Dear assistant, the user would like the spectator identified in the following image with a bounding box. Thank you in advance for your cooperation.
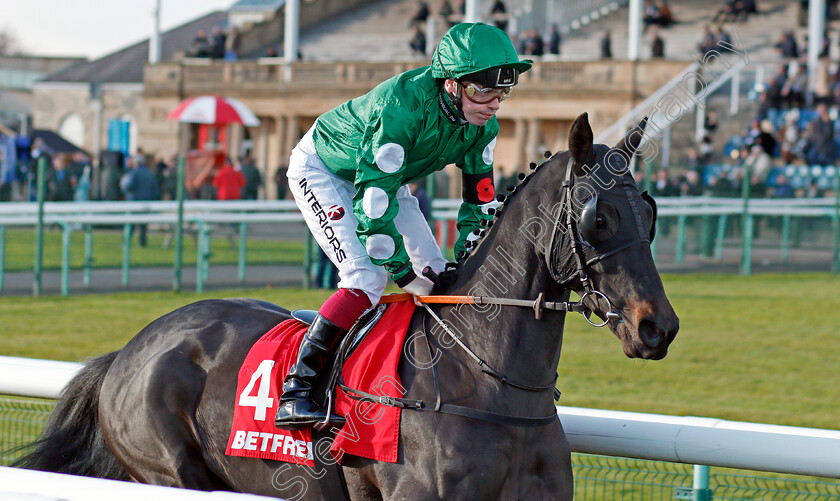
[314,248,339,289]
[743,145,772,195]
[805,103,836,165]
[74,164,91,202]
[548,24,561,56]
[211,26,226,59]
[600,31,613,59]
[525,28,544,57]
[755,119,778,157]
[409,1,430,28]
[46,155,75,202]
[237,157,262,200]
[762,65,788,111]
[409,181,432,220]
[776,31,799,59]
[708,169,739,197]
[191,30,210,58]
[704,110,719,138]
[658,1,675,25]
[698,25,716,56]
[409,25,427,55]
[274,163,289,199]
[490,0,508,33]
[650,29,665,58]
[814,55,832,105]
[213,159,246,201]
[438,0,456,28]
[159,155,178,201]
[121,154,160,247]
[779,109,802,162]
[517,31,528,55]
[781,64,807,109]
[643,1,672,28]
[678,171,703,197]
[699,135,715,161]
[652,169,679,197]
[713,25,732,50]
[714,0,751,23]
[771,173,795,198]
[225,27,241,61]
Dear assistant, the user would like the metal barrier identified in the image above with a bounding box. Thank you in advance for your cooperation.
[0,463,277,501]
[0,357,839,499]
[2,196,838,296]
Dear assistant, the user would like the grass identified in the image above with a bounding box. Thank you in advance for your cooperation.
[0,273,838,431]
[0,227,305,270]
[559,273,840,430]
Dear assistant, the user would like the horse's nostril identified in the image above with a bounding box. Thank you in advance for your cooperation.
[638,319,665,348]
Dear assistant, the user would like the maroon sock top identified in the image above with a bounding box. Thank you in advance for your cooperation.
[318,288,372,330]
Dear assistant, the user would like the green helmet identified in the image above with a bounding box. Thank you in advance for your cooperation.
[432,22,532,87]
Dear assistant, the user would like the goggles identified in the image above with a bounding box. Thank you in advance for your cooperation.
[460,82,512,104]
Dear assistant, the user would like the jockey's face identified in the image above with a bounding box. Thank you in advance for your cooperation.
[444,79,503,126]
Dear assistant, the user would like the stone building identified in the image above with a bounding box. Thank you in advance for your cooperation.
[29,0,688,200]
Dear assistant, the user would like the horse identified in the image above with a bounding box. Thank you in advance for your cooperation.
[14,113,678,500]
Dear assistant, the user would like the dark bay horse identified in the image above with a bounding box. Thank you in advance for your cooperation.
[15,113,678,500]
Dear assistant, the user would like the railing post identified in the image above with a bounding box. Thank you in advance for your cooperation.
[676,214,687,263]
[692,465,713,501]
[195,221,211,294]
[83,224,93,286]
[699,215,713,257]
[303,231,312,289]
[122,223,132,286]
[715,214,727,261]
[173,156,185,292]
[238,222,247,283]
[780,213,791,263]
[60,222,71,297]
[741,163,752,276]
[33,156,47,297]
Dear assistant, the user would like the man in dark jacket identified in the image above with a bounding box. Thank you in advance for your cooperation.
[121,154,160,246]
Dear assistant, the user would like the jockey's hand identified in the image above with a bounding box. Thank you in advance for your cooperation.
[423,263,458,295]
[400,274,434,297]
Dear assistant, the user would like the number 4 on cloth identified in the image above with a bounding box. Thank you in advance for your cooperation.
[238,359,275,421]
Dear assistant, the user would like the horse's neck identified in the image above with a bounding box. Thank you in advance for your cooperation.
[436,188,567,403]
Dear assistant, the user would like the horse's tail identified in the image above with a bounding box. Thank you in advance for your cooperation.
[12,351,130,480]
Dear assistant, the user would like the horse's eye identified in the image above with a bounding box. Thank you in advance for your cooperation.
[596,215,607,229]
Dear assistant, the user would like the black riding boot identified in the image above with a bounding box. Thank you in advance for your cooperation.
[274,315,347,430]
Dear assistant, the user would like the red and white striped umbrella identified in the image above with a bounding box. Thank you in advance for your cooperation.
[167,95,260,126]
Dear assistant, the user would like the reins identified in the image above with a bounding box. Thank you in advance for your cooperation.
[379,292,587,320]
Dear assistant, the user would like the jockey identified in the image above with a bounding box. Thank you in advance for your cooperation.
[276,22,532,429]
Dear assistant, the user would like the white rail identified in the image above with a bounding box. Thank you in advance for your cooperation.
[0,465,279,501]
[2,356,839,479]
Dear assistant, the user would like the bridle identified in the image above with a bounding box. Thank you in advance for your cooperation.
[544,157,622,327]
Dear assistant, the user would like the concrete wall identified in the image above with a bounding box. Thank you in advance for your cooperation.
[236,0,382,57]
[31,83,144,157]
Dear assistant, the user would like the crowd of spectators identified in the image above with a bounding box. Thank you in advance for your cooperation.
[188,26,241,60]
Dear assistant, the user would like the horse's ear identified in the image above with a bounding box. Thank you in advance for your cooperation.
[568,112,593,176]
[613,117,648,160]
